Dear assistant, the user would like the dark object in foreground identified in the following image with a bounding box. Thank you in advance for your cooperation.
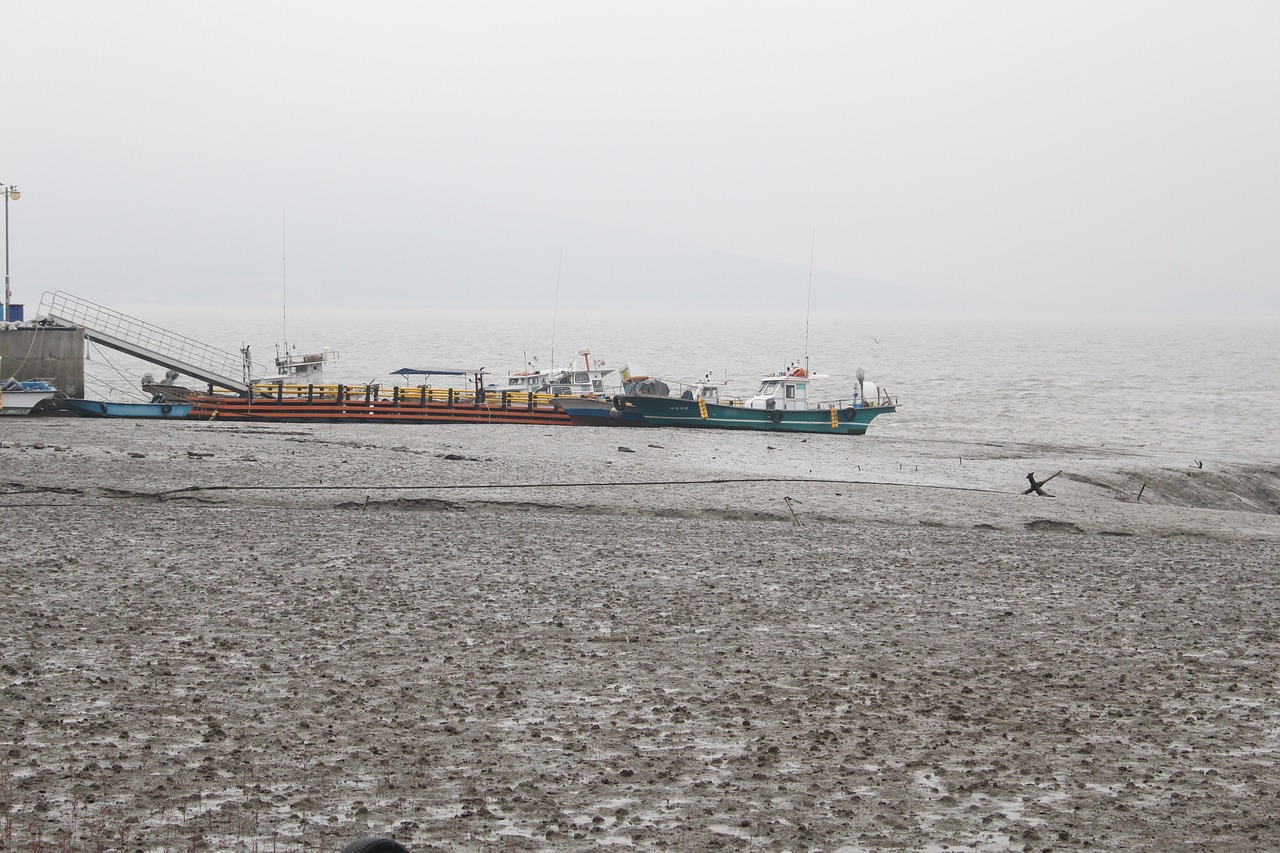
[341,838,409,853]
[1024,471,1062,497]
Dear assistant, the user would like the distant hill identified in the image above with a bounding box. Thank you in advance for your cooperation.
[74,212,911,312]
[365,215,911,311]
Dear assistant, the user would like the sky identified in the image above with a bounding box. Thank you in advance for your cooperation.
[3,1,1278,316]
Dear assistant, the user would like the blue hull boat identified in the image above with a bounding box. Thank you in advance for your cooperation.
[63,399,194,419]
[551,396,651,427]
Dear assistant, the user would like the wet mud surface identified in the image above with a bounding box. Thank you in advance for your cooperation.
[2,420,1278,851]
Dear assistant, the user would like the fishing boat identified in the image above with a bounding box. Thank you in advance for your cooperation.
[489,367,560,396]
[489,349,622,398]
[0,378,58,415]
[266,344,339,382]
[619,363,896,435]
[553,373,728,427]
[62,398,195,419]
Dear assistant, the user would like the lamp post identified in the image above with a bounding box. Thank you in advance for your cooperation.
[2,183,18,323]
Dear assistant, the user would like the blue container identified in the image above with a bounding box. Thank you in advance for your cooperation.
[2,304,22,322]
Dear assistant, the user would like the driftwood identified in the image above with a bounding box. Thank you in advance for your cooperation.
[1024,470,1062,497]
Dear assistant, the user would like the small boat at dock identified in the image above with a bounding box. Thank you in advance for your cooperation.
[62,399,195,419]
[0,378,59,415]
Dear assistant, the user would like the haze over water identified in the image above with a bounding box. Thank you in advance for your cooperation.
[80,307,1279,465]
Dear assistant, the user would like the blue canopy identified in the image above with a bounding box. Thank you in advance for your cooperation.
[391,367,485,377]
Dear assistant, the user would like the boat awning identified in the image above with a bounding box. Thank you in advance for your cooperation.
[391,367,486,377]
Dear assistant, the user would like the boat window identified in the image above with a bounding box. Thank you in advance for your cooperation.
[592,380,603,391]
[758,381,779,396]
[785,384,795,399]
[574,372,589,384]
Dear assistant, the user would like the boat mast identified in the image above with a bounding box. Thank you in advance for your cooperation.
[804,228,815,376]
[281,210,288,354]
[550,246,562,368]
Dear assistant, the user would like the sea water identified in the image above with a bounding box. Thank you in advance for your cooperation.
[82,307,1278,464]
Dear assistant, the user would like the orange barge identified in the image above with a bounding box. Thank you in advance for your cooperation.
[188,381,573,425]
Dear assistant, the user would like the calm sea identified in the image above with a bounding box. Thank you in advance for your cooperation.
[83,307,1278,464]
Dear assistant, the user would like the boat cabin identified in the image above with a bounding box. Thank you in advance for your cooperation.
[274,345,338,378]
[547,367,615,396]
[745,364,817,411]
[675,380,725,404]
[746,376,810,411]
[492,369,558,394]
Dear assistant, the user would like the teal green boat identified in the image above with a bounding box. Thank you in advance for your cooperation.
[619,365,896,435]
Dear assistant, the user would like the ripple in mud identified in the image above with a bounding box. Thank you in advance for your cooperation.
[1024,519,1085,533]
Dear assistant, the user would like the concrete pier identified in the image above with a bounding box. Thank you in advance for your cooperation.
[0,325,85,398]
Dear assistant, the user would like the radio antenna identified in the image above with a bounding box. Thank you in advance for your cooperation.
[804,228,815,375]
[550,246,563,367]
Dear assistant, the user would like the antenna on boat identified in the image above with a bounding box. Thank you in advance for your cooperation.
[281,210,288,352]
[550,246,563,368]
[804,228,815,376]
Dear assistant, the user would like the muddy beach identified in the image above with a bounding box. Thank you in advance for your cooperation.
[2,418,1278,852]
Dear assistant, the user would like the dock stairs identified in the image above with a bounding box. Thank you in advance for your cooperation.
[38,291,252,393]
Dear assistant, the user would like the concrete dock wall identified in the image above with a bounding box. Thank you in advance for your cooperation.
[0,326,86,398]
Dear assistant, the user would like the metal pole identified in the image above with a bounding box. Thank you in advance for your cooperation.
[2,184,16,324]
[3,185,9,323]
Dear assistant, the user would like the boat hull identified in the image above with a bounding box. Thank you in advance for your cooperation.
[551,397,651,427]
[63,399,195,418]
[0,390,56,415]
[620,396,894,435]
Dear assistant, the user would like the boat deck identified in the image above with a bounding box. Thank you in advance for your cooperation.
[188,383,573,425]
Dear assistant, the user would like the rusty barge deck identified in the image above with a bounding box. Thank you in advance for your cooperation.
[188,383,573,425]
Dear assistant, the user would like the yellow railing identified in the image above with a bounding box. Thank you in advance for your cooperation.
[248,382,561,407]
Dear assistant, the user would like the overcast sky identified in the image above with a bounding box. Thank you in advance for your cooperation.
[4,1,1278,316]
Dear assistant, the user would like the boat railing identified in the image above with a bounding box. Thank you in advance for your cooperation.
[816,389,898,409]
[247,382,565,408]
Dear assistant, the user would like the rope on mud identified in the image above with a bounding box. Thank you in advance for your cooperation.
[156,477,1014,497]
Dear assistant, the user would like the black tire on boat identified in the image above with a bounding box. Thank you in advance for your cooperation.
[98,401,108,415]
[613,395,625,410]
[768,410,783,424]
[340,838,409,853]
[161,404,172,415]
[840,406,856,421]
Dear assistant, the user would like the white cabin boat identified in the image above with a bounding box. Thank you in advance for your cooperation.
[0,356,59,415]
[0,378,58,415]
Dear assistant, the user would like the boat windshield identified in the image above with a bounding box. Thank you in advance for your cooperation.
[757,380,780,397]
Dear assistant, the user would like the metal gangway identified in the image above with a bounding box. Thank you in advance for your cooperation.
[38,291,251,393]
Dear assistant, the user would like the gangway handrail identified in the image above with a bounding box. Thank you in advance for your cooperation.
[37,290,257,393]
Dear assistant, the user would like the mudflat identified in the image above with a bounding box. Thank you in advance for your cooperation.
[3,418,1278,852]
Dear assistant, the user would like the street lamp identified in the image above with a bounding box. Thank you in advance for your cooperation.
[2,183,18,323]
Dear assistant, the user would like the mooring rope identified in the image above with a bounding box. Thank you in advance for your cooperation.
[156,477,1014,497]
